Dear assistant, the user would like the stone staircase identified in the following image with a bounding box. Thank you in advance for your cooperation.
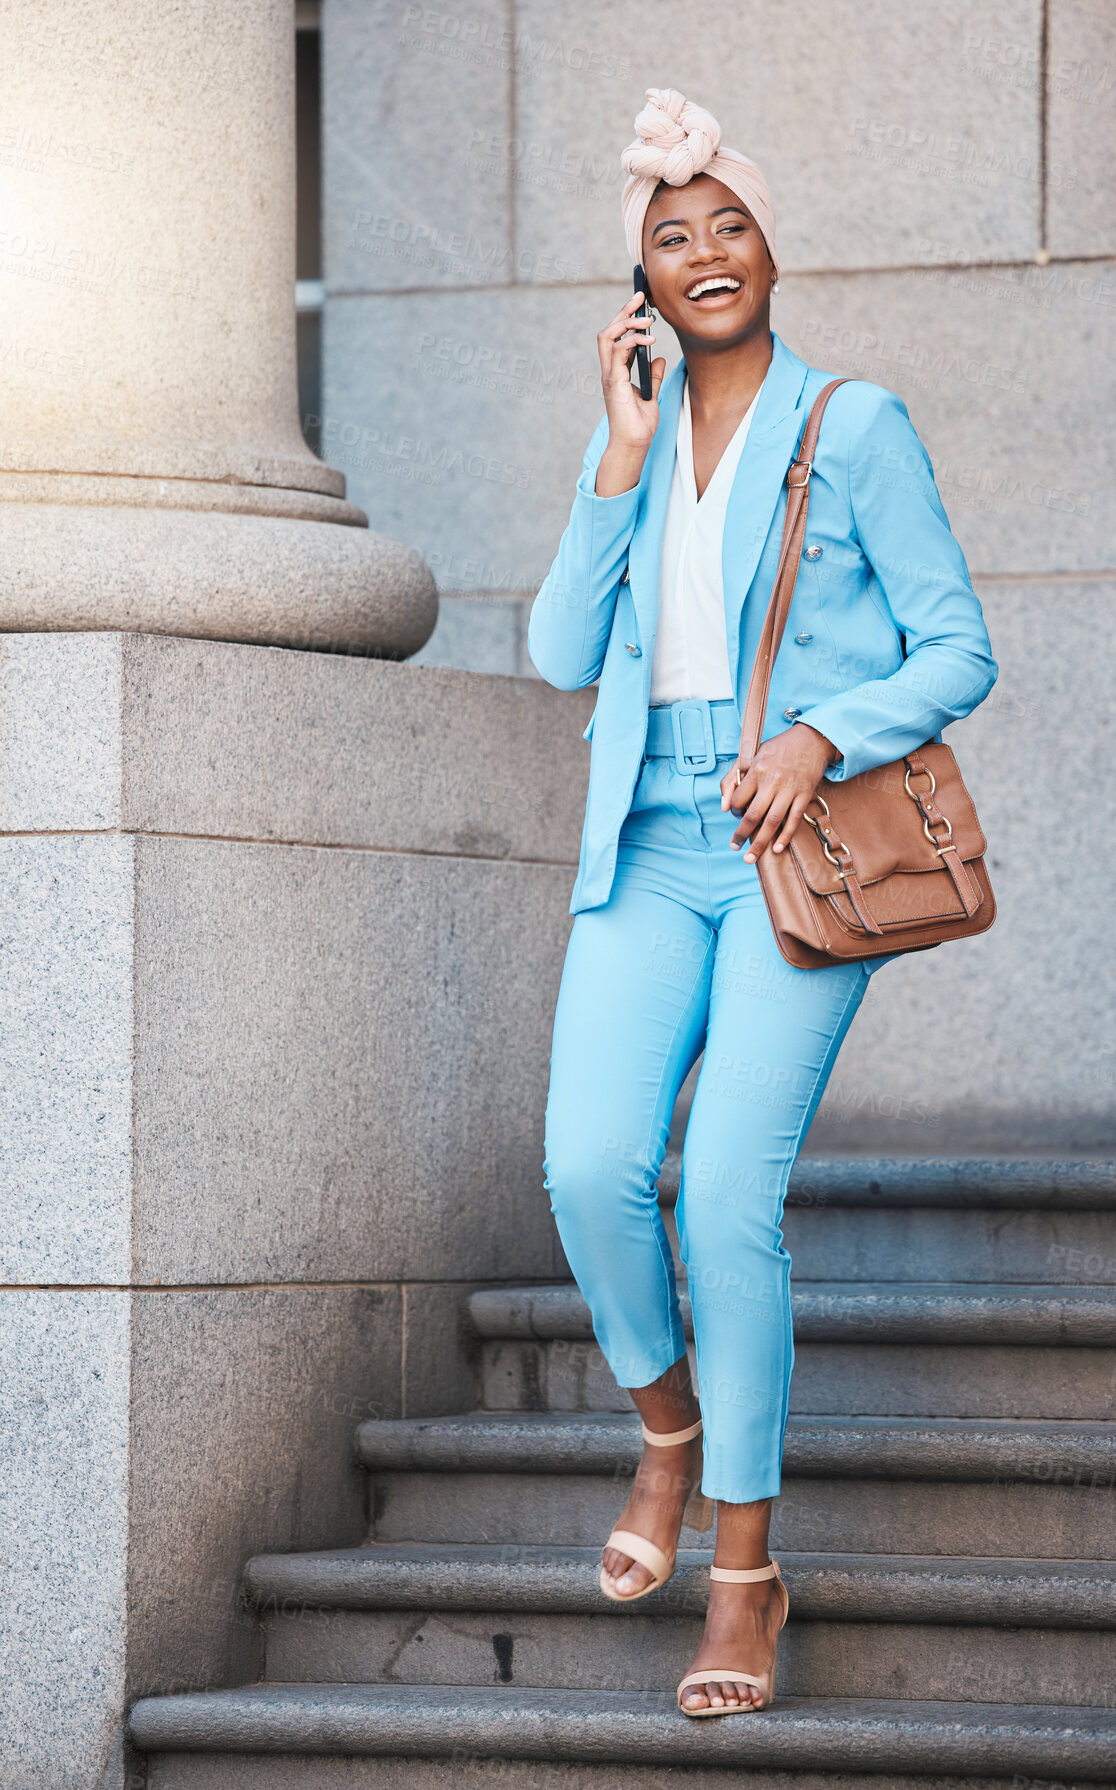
[130,1157,1116,1787]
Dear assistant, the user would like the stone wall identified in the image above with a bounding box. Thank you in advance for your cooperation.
[0,634,590,1785]
[320,0,1115,1145]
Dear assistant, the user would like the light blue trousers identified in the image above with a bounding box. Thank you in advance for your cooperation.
[543,707,881,1503]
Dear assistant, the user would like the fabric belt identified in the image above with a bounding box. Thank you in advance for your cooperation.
[644,698,741,775]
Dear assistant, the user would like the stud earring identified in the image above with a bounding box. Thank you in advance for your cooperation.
[771,279,780,293]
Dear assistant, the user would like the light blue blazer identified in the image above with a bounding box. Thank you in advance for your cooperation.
[528,329,998,916]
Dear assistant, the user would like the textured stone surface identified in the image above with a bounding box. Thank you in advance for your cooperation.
[0,634,590,858]
[260,1603,1113,1707]
[0,641,595,1771]
[0,1288,406,1775]
[0,2,436,655]
[409,593,529,676]
[1046,0,1116,258]
[0,1293,129,1790]
[364,1465,1116,1559]
[777,1156,1116,1209]
[244,1543,1116,1626]
[146,1755,1116,1790]
[1,0,313,488]
[511,0,1041,280]
[323,0,512,295]
[127,1683,1116,1775]
[0,633,123,830]
[469,1280,1116,1418]
[0,638,598,1774]
[482,1336,1116,1420]
[324,280,1108,603]
[0,835,133,1284]
[810,579,1114,1150]
[788,1343,1116,1421]
[469,1281,1116,1344]
[118,636,590,858]
[0,506,437,656]
[401,1284,484,1419]
[0,470,365,525]
[321,285,634,595]
[771,301,1111,579]
[354,1411,1116,1484]
[132,837,570,1284]
[783,1205,1116,1285]
[126,1286,401,1702]
[355,1410,1116,1557]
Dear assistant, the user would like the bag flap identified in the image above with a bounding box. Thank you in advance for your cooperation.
[789,744,987,896]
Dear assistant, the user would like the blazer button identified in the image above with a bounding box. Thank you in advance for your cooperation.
[619,567,630,583]
[794,632,813,645]
[783,706,802,720]
[804,544,823,560]
[625,642,641,657]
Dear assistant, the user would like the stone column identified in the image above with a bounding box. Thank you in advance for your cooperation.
[0,0,435,655]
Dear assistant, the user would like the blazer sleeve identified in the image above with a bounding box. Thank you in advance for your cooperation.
[527,414,642,691]
[794,388,998,781]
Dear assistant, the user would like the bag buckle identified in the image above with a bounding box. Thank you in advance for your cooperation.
[670,700,717,775]
[786,458,813,488]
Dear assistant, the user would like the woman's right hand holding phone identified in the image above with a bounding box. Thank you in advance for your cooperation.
[594,291,666,496]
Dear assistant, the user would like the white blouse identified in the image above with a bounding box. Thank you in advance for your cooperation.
[648,369,765,706]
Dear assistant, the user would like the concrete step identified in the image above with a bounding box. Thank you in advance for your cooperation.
[143,1756,1116,1790]
[471,1283,1116,1345]
[128,1684,1116,1781]
[356,1411,1116,1482]
[355,1413,1116,1558]
[243,1544,1116,1707]
[652,1157,1116,1285]
[141,1761,1116,1790]
[681,1155,1116,1211]
[144,1766,1116,1790]
[141,1753,1116,1790]
[255,1609,1113,1709]
[778,1207,1116,1286]
[482,1337,1116,1420]
[359,1466,1116,1560]
[131,1159,1116,1789]
[244,1544,1116,1627]
[470,1284,1116,1419]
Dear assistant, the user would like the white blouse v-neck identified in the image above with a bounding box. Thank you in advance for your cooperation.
[649,370,765,706]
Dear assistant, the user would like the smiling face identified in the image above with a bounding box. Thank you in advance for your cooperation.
[641,172,775,347]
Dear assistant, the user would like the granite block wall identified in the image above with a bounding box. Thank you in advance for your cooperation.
[0,634,591,1785]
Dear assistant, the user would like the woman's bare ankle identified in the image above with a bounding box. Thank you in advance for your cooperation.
[627,1355,701,1438]
[709,1495,774,1571]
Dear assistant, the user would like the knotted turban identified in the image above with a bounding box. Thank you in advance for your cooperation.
[620,87,780,281]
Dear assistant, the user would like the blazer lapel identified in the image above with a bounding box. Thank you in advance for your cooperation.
[721,331,812,685]
[627,358,685,651]
[625,333,812,668]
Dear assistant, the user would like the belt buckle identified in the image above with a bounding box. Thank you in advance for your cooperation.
[670,699,717,775]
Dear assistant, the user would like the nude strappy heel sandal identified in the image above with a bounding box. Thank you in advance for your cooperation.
[598,1416,713,1604]
[676,1559,789,1716]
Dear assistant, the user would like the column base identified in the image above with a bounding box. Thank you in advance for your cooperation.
[0,504,438,657]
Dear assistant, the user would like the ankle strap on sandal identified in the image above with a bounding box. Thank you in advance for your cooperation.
[709,1559,781,1583]
[640,1416,703,1447]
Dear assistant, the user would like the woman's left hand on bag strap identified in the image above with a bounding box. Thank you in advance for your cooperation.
[721,724,838,864]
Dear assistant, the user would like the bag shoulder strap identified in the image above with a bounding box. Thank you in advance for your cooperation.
[736,377,851,767]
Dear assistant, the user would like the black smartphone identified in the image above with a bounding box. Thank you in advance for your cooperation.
[632,263,653,400]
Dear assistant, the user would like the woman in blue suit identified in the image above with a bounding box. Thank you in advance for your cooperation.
[528,89,997,1718]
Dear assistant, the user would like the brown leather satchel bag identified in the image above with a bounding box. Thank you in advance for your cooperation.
[736,377,996,970]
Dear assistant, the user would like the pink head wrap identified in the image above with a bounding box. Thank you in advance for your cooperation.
[620,87,780,281]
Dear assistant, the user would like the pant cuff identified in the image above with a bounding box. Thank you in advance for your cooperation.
[699,1470,782,1504]
[608,1337,689,1392]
